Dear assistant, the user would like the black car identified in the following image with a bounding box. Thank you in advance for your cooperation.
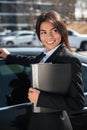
[0,47,87,130]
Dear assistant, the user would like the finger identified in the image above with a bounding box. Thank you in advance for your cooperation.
[29,88,35,92]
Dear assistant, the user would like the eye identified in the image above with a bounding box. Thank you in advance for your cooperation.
[40,31,46,35]
[53,28,58,32]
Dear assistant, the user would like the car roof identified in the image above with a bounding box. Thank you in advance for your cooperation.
[5,47,45,55]
[9,30,35,35]
[15,30,34,33]
[67,28,79,35]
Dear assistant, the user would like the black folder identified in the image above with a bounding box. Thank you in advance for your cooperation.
[31,63,71,95]
[31,63,71,112]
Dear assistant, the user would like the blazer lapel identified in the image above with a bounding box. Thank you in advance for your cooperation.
[45,44,65,63]
[35,52,46,63]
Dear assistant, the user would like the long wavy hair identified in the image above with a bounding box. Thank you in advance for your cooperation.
[36,10,71,51]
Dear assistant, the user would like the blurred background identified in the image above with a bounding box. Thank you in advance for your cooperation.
[0,0,87,50]
[0,0,87,32]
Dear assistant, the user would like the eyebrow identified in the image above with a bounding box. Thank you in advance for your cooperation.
[40,27,56,32]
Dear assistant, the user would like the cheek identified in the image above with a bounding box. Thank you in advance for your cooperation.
[55,34,61,41]
[40,37,46,43]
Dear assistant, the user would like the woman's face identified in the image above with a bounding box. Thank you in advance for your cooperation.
[40,21,62,51]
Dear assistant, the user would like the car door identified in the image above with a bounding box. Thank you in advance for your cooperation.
[15,33,34,45]
[82,63,87,106]
[68,30,81,49]
[0,59,32,130]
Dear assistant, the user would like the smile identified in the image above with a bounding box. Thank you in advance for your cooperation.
[47,40,55,44]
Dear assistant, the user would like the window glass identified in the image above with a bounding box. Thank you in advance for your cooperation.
[68,31,73,36]
[0,63,31,107]
[82,65,87,92]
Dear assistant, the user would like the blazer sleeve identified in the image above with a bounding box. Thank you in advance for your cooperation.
[6,52,44,66]
[37,57,84,115]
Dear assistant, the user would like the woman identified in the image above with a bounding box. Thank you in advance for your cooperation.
[0,10,84,130]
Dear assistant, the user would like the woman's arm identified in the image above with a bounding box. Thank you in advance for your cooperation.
[0,48,44,66]
[0,48,39,66]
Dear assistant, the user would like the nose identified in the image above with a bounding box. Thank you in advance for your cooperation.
[47,32,53,37]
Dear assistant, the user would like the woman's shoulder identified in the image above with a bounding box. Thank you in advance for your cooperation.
[54,47,81,65]
[65,48,81,63]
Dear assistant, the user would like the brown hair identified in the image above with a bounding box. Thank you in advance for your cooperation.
[36,10,71,51]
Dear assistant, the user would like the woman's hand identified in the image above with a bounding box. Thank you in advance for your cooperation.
[0,48,10,58]
[28,88,40,104]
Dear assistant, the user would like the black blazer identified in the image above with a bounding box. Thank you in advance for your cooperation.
[6,44,84,130]
[6,44,84,113]
[37,44,84,115]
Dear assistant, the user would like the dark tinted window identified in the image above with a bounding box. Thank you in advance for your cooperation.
[19,33,33,36]
[68,31,73,36]
[82,64,87,92]
[0,61,31,107]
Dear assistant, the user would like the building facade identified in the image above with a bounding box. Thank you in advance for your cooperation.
[0,0,76,32]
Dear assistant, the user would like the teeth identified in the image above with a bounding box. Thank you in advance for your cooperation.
[47,41,54,44]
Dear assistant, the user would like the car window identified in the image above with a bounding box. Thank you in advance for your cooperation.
[19,33,33,36]
[82,63,87,92]
[68,30,73,36]
[0,61,31,107]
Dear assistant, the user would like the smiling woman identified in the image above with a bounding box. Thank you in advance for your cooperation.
[0,47,87,130]
[0,10,84,130]
[39,21,62,51]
